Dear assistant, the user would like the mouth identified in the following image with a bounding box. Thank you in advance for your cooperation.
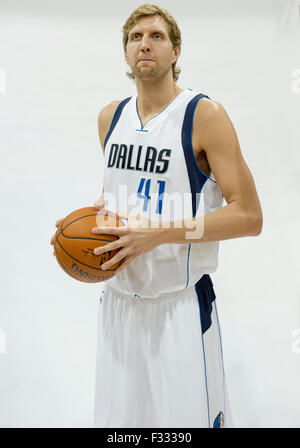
[137,59,154,63]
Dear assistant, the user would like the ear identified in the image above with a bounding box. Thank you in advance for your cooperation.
[172,45,181,64]
[124,50,129,65]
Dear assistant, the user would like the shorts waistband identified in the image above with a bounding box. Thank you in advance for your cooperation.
[103,283,199,301]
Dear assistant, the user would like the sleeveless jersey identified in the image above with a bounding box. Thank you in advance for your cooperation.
[102,88,223,298]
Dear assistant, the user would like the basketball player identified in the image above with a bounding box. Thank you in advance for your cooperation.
[51,5,263,428]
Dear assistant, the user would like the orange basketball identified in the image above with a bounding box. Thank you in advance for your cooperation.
[53,206,124,283]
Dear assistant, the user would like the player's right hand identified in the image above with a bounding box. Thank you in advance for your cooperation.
[50,218,64,251]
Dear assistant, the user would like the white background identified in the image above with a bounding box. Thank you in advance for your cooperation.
[0,0,299,427]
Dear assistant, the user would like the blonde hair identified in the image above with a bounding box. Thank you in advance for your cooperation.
[122,4,181,82]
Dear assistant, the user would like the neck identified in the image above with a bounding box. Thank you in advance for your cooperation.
[135,74,184,118]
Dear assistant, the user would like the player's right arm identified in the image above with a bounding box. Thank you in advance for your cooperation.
[93,100,122,208]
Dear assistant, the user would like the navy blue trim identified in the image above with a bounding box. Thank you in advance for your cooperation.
[195,274,216,334]
[181,94,216,213]
[214,301,225,376]
[182,93,212,289]
[214,301,227,419]
[200,327,211,427]
[185,175,208,289]
[190,94,216,184]
[213,411,224,428]
[182,93,211,218]
[195,274,218,427]
[185,244,191,288]
[195,279,211,427]
[104,97,131,149]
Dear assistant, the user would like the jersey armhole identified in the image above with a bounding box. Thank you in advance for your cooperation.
[104,97,131,149]
[182,93,217,218]
[188,94,216,184]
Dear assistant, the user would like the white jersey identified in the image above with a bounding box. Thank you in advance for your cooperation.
[95,89,233,428]
[103,88,223,298]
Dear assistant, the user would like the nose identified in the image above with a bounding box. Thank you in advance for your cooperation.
[140,35,151,52]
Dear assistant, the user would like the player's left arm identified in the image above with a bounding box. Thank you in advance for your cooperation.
[163,99,263,244]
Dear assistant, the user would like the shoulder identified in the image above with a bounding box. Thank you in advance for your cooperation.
[194,97,225,122]
[98,99,124,128]
[97,99,124,151]
[193,97,235,147]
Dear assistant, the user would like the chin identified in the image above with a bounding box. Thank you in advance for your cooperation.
[135,70,157,80]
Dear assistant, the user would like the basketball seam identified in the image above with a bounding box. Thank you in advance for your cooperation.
[61,211,120,243]
[61,210,117,232]
[55,243,74,277]
[55,233,116,272]
[59,235,116,242]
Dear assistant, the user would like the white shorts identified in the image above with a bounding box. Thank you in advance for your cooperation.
[94,275,233,428]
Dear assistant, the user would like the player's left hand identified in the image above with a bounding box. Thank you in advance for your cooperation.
[91,212,164,274]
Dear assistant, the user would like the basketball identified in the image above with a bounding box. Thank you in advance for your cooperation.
[53,206,124,283]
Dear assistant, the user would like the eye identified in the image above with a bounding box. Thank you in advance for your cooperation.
[153,33,162,39]
[132,33,141,40]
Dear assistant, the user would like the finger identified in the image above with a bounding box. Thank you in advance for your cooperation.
[94,240,123,255]
[55,218,64,227]
[50,233,57,245]
[100,248,130,270]
[92,226,127,236]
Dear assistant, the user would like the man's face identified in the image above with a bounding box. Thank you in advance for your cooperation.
[124,15,180,81]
